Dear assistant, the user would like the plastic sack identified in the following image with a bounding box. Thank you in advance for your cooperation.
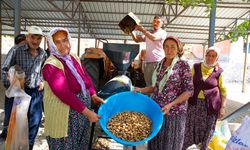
[226,116,250,150]
[209,120,231,150]
[209,131,228,150]
[5,65,31,150]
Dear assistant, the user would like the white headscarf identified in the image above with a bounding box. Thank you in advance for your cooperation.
[204,46,221,68]
[48,27,87,96]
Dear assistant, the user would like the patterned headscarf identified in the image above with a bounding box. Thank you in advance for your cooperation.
[152,36,182,92]
[163,36,183,57]
[47,27,87,96]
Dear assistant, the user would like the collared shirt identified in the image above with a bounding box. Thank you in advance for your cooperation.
[2,43,47,89]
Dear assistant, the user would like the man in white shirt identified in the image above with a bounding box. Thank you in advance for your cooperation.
[132,15,167,86]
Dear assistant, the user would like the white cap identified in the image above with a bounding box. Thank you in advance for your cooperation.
[27,26,43,35]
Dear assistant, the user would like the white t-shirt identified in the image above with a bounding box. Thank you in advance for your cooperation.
[143,28,167,63]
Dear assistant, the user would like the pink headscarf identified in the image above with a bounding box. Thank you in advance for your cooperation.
[163,36,183,57]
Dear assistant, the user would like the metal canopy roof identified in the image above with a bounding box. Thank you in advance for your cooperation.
[1,0,250,44]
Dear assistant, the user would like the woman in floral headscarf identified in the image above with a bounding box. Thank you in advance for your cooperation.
[183,46,227,150]
[134,36,193,150]
[42,27,104,149]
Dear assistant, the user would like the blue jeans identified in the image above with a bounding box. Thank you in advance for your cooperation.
[2,96,14,132]
[25,87,44,150]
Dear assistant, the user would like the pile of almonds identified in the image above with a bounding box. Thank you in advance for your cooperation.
[107,111,152,142]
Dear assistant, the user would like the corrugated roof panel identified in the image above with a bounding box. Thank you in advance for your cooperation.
[166,28,208,34]
[175,32,208,39]
[2,25,14,30]
[1,10,13,18]
[217,8,247,18]
[21,0,55,10]
[173,17,210,26]
[182,39,207,44]
[109,2,117,12]
[216,19,236,28]
[1,0,249,44]
[184,7,208,16]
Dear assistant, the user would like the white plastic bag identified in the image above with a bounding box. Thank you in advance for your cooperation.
[5,66,31,150]
[225,116,250,150]
[209,120,231,150]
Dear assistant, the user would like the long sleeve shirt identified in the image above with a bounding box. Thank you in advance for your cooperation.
[152,59,194,115]
[42,55,96,113]
[1,44,47,89]
[192,63,227,99]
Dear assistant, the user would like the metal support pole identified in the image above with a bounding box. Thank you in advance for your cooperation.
[44,36,47,50]
[77,8,81,57]
[0,0,2,79]
[208,0,216,47]
[202,44,206,59]
[77,25,81,57]
[95,39,98,48]
[242,14,250,93]
[14,0,21,37]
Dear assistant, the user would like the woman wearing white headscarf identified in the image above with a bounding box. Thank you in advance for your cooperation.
[42,27,104,149]
[183,46,227,150]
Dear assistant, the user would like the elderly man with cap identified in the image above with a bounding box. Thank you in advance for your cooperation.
[183,46,227,150]
[1,26,47,149]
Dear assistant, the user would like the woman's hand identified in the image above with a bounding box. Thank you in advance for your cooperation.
[218,107,226,119]
[91,94,105,105]
[133,87,142,93]
[161,103,173,115]
[82,108,100,122]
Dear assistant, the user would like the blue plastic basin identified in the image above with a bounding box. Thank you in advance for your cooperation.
[98,91,164,146]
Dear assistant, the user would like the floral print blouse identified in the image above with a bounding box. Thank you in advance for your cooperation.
[151,59,193,116]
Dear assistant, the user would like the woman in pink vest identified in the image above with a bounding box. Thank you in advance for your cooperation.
[42,27,104,149]
[183,46,227,150]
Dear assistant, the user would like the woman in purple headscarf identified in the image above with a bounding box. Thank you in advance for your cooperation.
[42,27,104,149]
[183,46,227,150]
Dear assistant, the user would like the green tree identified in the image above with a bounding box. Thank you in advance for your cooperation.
[165,0,216,10]
[225,20,249,42]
